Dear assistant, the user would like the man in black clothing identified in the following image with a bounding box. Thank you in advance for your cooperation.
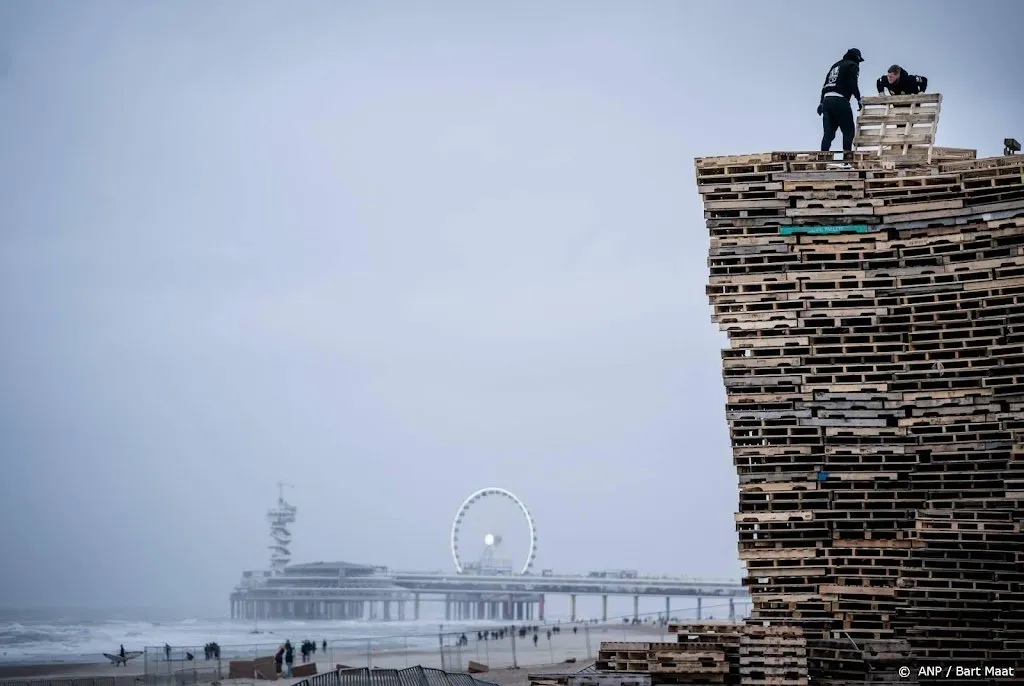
[818,48,865,156]
[876,65,928,95]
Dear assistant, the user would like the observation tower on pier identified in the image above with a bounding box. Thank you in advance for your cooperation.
[267,481,297,574]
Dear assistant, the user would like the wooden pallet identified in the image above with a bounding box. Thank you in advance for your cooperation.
[854,94,942,163]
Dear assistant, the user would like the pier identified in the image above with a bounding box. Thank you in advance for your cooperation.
[229,562,747,623]
[231,487,749,624]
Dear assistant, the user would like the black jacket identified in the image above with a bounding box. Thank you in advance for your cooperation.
[876,68,928,95]
[820,51,862,103]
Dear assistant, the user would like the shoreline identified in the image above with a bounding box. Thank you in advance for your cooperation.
[0,623,669,680]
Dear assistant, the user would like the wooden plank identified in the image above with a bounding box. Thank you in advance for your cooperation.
[874,198,964,215]
[563,674,652,686]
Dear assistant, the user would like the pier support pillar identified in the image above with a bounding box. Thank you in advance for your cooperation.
[414,594,420,620]
[728,598,735,622]
[570,594,576,623]
[601,595,608,622]
[632,595,639,621]
[539,594,545,621]
[445,595,451,621]
[665,596,670,621]
[697,597,702,620]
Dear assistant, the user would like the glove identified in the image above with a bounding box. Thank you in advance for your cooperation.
[816,104,823,116]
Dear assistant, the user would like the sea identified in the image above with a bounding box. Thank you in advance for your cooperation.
[0,608,496,666]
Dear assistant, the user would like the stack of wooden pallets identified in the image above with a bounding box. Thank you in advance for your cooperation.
[738,626,808,686]
[806,638,913,683]
[596,641,729,684]
[695,92,1024,684]
[668,623,742,685]
[595,623,807,685]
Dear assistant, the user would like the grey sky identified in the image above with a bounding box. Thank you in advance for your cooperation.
[0,0,1021,614]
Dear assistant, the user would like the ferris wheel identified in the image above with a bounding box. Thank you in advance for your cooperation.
[450,487,538,575]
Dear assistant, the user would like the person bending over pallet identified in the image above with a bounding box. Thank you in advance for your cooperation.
[817,48,864,158]
[876,64,928,95]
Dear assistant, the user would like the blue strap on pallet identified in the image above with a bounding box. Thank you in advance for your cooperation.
[780,224,873,236]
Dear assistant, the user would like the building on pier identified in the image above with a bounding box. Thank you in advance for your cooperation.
[230,560,414,621]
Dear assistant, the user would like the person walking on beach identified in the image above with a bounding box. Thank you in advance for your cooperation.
[322,639,327,653]
[164,644,171,661]
[284,640,295,678]
[119,644,126,666]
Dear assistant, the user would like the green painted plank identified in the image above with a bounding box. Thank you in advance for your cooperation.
[780,224,872,236]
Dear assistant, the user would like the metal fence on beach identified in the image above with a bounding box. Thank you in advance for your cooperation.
[0,679,134,686]
[21,604,742,685]
[141,624,614,679]
[139,604,749,681]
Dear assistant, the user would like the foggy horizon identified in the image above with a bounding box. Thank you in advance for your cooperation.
[2,0,1022,616]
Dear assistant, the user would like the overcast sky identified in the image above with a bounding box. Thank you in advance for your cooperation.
[1,0,1021,614]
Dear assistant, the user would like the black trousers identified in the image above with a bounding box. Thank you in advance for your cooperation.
[821,96,855,153]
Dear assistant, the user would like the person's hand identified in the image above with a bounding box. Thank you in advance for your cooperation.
[857,99,864,112]
[816,104,823,116]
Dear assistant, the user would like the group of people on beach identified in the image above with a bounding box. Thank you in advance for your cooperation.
[460,623,573,649]
[273,638,328,677]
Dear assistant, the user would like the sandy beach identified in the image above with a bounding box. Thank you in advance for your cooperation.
[0,622,666,683]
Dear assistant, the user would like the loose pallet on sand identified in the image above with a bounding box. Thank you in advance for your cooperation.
[693,93,1024,684]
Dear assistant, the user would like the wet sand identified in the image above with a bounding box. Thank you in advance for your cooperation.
[332,622,667,671]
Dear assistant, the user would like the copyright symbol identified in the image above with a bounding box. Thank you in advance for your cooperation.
[898,666,911,678]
